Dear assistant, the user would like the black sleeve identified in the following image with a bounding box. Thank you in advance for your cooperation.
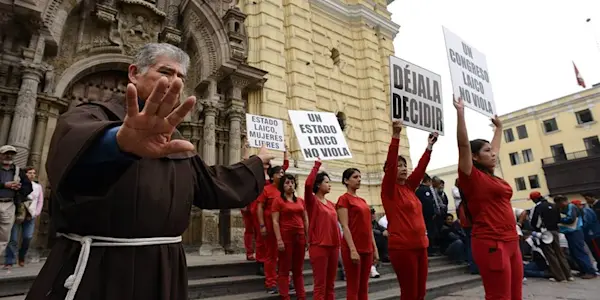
[530,206,541,232]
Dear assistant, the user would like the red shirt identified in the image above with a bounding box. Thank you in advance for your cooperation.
[249,159,289,214]
[381,137,431,250]
[272,197,306,233]
[305,161,340,247]
[257,184,280,217]
[336,193,373,254]
[458,165,517,241]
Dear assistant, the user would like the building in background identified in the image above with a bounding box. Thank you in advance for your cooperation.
[497,84,600,204]
[0,0,402,251]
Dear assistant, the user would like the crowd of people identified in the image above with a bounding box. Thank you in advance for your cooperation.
[0,43,597,300]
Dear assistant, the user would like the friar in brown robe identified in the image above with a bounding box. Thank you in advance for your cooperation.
[26,43,275,300]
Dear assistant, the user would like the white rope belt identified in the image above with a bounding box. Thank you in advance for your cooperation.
[57,233,182,300]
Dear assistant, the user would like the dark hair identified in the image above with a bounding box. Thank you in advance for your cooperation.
[554,195,568,203]
[455,178,459,186]
[313,172,330,194]
[445,213,454,219]
[268,165,283,183]
[278,173,298,202]
[422,173,431,183]
[582,192,595,198]
[458,187,473,225]
[383,155,407,171]
[440,180,445,184]
[342,168,360,186]
[470,139,494,175]
[24,166,36,173]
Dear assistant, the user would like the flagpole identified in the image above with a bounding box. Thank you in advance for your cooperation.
[586,18,600,55]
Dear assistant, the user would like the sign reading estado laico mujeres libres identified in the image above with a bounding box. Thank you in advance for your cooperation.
[389,55,445,135]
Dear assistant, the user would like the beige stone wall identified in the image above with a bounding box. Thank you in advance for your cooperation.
[240,0,409,211]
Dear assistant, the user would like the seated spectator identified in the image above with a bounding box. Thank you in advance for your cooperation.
[439,214,467,264]
[522,234,552,279]
[371,208,389,263]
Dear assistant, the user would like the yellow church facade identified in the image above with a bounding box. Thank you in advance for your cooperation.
[240,0,407,209]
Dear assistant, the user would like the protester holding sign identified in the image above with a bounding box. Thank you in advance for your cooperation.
[454,96,523,299]
[381,120,438,300]
[337,168,379,300]
[254,150,289,292]
[305,158,340,300]
[272,174,308,300]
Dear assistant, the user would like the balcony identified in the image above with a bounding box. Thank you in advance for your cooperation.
[542,148,600,195]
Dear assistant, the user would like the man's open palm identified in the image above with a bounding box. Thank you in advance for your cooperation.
[116,77,197,158]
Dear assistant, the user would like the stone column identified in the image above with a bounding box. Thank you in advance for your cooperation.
[199,99,222,256]
[29,112,48,170]
[7,66,43,166]
[219,106,244,252]
[0,110,13,145]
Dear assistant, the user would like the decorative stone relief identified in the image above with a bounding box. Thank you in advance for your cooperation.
[42,65,55,94]
[119,6,163,55]
[186,11,218,76]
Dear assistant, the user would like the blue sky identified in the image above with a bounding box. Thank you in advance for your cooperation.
[388,0,600,169]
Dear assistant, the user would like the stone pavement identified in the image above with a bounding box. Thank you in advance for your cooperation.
[434,277,600,299]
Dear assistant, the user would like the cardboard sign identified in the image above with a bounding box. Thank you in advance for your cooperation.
[389,56,444,135]
[443,26,496,117]
[245,114,285,151]
[288,110,352,161]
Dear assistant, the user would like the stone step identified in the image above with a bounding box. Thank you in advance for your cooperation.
[195,263,470,300]
[0,255,461,299]
[366,273,482,300]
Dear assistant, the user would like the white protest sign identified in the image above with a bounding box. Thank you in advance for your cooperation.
[442,26,496,117]
[288,110,352,161]
[245,114,285,151]
[389,56,444,135]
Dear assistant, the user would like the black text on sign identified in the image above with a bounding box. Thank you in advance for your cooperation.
[245,114,285,151]
[288,110,353,161]
[389,56,445,135]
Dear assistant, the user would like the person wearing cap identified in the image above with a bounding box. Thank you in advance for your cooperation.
[570,199,600,270]
[529,191,573,282]
[0,145,33,256]
[582,192,600,220]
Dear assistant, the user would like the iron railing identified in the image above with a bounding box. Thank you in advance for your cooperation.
[541,148,600,165]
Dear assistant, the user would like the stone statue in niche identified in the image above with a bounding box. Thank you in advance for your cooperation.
[43,66,55,94]
[118,6,162,55]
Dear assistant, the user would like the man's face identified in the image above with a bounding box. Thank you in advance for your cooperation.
[0,152,15,164]
[128,56,186,101]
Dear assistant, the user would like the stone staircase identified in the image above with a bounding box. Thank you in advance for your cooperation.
[0,255,481,299]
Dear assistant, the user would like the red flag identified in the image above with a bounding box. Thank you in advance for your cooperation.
[573,62,586,88]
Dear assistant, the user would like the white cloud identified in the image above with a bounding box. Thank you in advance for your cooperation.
[388,0,600,169]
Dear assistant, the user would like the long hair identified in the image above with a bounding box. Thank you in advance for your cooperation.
[278,173,298,202]
[313,172,330,194]
[470,139,494,175]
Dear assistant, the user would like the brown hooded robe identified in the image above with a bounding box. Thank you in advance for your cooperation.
[26,98,265,300]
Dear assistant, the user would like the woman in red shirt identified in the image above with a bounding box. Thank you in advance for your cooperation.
[272,174,308,300]
[305,158,340,300]
[336,168,379,300]
[256,158,289,293]
[381,120,438,300]
[246,145,289,268]
[454,96,522,300]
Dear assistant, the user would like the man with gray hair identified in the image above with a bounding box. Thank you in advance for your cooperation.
[26,43,275,300]
[0,145,32,256]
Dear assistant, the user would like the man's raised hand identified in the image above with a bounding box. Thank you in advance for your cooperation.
[116,77,197,158]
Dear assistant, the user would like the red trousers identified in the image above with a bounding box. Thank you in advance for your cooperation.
[389,248,428,300]
[263,222,278,288]
[472,237,523,300]
[278,230,306,300]
[309,245,339,300]
[253,215,265,263]
[242,211,255,257]
[341,248,372,300]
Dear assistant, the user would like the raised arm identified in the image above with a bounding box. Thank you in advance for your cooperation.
[490,115,503,155]
[282,144,290,171]
[454,96,473,176]
[304,159,321,213]
[192,144,274,210]
[382,121,403,199]
[407,134,437,189]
